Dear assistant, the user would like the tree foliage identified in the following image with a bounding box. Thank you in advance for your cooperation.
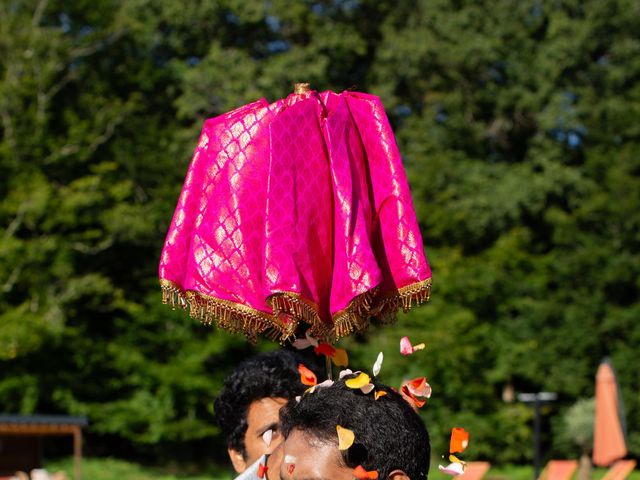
[1,0,638,467]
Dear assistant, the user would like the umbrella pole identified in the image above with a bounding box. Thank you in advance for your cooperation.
[325,355,333,381]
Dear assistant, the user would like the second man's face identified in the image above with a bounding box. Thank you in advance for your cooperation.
[228,396,288,473]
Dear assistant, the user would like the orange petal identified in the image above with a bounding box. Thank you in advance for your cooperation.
[331,347,349,367]
[353,465,379,480]
[449,427,470,454]
[336,425,355,450]
[401,384,426,408]
[298,363,317,386]
[314,343,336,357]
[258,463,268,478]
[345,372,370,389]
[374,390,388,400]
[405,377,432,398]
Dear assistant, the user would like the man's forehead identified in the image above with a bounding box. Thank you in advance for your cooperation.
[247,397,289,428]
[282,430,347,474]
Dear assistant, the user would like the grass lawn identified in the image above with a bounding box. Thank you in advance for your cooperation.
[431,464,640,480]
[46,457,640,480]
[45,457,231,480]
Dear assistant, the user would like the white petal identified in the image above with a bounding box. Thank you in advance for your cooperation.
[339,369,354,379]
[315,379,334,389]
[373,352,384,377]
[438,463,465,476]
[262,429,273,447]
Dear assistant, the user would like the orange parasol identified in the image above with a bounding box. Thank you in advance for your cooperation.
[593,360,627,466]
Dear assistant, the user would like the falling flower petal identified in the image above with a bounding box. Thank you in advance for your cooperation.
[401,386,426,408]
[400,377,431,409]
[360,383,375,394]
[317,379,335,388]
[400,336,413,355]
[345,372,371,389]
[305,330,319,347]
[292,338,312,349]
[449,455,465,464]
[339,369,354,379]
[258,463,268,478]
[298,364,317,386]
[331,348,349,367]
[400,336,426,356]
[353,465,379,479]
[315,343,337,357]
[308,379,334,393]
[449,427,470,454]
[373,352,383,377]
[438,462,465,476]
[262,429,273,447]
[374,390,388,400]
[336,425,355,450]
[404,377,432,398]
[295,396,301,403]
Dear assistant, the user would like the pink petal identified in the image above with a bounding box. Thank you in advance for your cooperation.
[400,336,414,355]
[373,352,383,377]
[292,338,312,349]
[360,383,375,394]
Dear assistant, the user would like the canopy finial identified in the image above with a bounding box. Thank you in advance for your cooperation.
[294,82,311,94]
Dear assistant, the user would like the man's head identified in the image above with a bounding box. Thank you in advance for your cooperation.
[214,350,316,473]
[278,377,430,480]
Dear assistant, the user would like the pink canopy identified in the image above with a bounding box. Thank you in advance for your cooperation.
[159,87,431,342]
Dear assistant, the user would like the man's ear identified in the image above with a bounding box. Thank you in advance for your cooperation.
[387,469,411,480]
[228,447,247,473]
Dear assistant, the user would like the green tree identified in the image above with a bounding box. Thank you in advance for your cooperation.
[1,0,639,468]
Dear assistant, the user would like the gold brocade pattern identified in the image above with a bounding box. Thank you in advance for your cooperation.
[160,277,432,344]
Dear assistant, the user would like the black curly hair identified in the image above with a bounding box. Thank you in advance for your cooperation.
[280,376,430,479]
[214,350,319,458]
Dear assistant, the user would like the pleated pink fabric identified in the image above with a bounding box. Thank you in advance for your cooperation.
[159,89,431,342]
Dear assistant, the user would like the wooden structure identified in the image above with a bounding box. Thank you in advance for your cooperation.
[538,460,579,480]
[602,460,637,480]
[0,415,87,480]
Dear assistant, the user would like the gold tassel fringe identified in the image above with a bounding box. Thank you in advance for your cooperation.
[160,279,289,344]
[160,277,432,344]
[373,278,433,325]
[330,287,378,341]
